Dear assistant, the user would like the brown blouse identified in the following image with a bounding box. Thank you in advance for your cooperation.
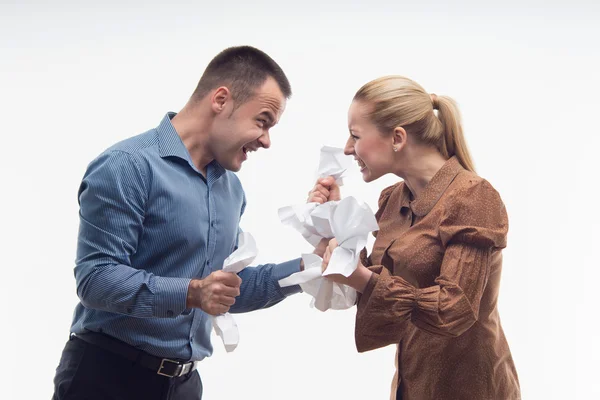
[356,157,520,400]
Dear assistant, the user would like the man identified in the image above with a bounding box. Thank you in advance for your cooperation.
[53,46,308,400]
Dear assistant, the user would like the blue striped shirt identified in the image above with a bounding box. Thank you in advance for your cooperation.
[70,113,302,361]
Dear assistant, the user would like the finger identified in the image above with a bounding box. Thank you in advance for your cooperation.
[309,187,328,197]
[219,295,236,307]
[327,238,338,250]
[315,184,330,198]
[323,248,331,264]
[233,274,242,286]
[319,176,334,186]
[216,304,230,314]
[329,182,341,201]
[221,272,242,287]
[309,193,326,204]
[219,284,241,298]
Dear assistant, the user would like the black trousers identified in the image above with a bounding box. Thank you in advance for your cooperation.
[52,336,202,400]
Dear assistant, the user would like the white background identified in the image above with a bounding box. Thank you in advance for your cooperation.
[1,1,599,399]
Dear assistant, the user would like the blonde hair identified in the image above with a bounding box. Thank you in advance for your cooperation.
[354,76,475,172]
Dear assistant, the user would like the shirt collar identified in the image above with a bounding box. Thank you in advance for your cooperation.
[398,182,412,212]
[410,156,464,217]
[157,112,226,181]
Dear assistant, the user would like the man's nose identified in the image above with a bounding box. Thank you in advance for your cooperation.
[259,131,271,149]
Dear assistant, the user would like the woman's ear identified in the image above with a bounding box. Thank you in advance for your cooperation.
[392,127,407,152]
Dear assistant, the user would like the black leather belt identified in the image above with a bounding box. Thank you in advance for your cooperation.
[73,331,197,378]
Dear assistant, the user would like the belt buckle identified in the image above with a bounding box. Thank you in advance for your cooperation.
[157,358,181,377]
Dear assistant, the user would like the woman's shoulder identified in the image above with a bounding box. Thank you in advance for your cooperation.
[440,171,508,247]
[442,170,507,229]
[449,171,503,203]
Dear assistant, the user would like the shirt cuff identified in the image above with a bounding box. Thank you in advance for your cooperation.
[357,269,380,306]
[273,258,303,297]
[153,277,192,318]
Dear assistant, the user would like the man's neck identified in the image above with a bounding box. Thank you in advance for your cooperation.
[171,103,214,174]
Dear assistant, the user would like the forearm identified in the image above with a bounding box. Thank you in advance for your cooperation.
[229,258,302,313]
[75,262,190,318]
[346,264,373,293]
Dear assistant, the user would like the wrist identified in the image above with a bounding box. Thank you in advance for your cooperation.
[349,265,372,293]
[186,279,203,308]
[313,238,329,258]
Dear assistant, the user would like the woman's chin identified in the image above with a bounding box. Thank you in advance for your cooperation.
[361,168,383,183]
[361,168,373,182]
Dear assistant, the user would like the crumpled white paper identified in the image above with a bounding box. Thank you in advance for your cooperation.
[278,195,378,311]
[316,146,353,185]
[279,253,357,311]
[278,146,352,247]
[211,232,257,352]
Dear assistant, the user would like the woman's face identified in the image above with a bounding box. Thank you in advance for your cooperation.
[344,100,396,182]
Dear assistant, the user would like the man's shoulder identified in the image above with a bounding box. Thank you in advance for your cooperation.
[83,129,159,180]
[104,129,159,157]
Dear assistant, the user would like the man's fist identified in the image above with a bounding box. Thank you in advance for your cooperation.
[187,270,242,315]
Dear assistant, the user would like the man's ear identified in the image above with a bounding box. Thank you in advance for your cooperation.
[211,86,231,114]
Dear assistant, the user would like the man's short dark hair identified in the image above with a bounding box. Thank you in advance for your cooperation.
[192,46,292,106]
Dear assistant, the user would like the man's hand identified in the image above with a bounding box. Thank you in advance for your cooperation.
[186,270,242,315]
[307,176,341,204]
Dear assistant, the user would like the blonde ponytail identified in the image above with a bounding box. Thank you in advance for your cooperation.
[434,95,475,172]
[354,76,476,172]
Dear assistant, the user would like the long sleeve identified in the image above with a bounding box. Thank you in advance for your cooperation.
[230,258,302,313]
[355,179,508,352]
[74,151,191,319]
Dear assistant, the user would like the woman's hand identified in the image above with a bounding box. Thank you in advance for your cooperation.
[313,238,329,258]
[321,238,372,293]
[307,176,341,204]
[307,176,341,257]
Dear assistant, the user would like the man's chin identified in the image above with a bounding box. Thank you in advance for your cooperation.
[219,159,243,172]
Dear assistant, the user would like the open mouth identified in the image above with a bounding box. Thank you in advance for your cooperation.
[242,146,257,157]
[356,158,367,171]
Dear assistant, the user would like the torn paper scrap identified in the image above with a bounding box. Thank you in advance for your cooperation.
[279,253,357,311]
[211,232,257,352]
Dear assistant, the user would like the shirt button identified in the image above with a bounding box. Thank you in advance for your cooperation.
[127,307,132,314]
[167,310,174,317]
[210,221,215,227]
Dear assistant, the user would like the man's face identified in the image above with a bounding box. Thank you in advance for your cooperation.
[210,77,286,172]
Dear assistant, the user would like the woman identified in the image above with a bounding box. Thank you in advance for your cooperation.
[308,76,520,399]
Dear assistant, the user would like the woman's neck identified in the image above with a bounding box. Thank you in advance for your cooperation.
[398,147,448,199]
